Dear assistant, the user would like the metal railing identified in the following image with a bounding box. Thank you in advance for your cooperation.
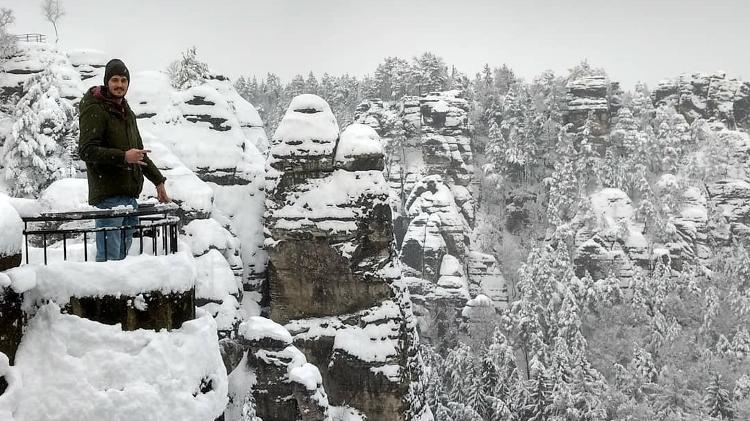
[21,203,180,264]
[14,34,47,43]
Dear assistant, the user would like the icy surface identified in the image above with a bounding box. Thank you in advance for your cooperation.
[12,304,227,421]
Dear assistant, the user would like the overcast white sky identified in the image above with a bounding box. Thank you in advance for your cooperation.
[3,0,748,90]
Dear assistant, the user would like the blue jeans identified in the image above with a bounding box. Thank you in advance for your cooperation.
[95,196,139,262]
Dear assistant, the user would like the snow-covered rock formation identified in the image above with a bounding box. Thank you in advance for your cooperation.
[0,42,272,420]
[564,75,622,152]
[653,71,750,130]
[261,95,431,421]
[355,90,506,345]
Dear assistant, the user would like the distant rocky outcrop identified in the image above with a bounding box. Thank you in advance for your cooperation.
[564,75,622,153]
[355,90,506,348]
[653,71,750,130]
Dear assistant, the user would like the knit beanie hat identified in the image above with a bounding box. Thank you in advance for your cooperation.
[104,59,130,85]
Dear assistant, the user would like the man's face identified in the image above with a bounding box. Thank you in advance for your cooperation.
[107,75,129,98]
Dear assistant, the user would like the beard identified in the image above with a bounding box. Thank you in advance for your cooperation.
[109,88,126,98]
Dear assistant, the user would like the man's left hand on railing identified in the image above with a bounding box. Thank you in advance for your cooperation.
[156,183,171,203]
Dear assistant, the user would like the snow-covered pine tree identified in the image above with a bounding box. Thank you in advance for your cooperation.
[373,56,411,100]
[493,64,516,96]
[630,81,655,128]
[1,65,75,197]
[167,46,210,90]
[705,374,733,420]
[410,52,448,95]
[523,358,553,421]
[287,74,306,96]
[304,71,319,95]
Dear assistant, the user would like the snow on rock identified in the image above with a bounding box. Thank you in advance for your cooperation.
[439,254,463,277]
[2,195,42,219]
[184,218,240,257]
[573,188,649,279]
[269,169,390,235]
[329,406,366,421]
[289,363,324,391]
[653,71,750,129]
[467,251,507,306]
[208,180,266,290]
[0,196,23,258]
[334,123,384,171]
[7,252,196,306]
[461,293,495,320]
[273,94,338,148]
[0,43,82,101]
[333,326,398,363]
[265,94,428,418]
[13,303,227,421]
[139,139,215,220]
[269,94,339,174]
[194,249,240,302]
[0,352,21,419]
[183,217,243,283]
[589,188,634,226]
[37,178,93,213]
[66,49,106,82]
[232,315,331,421]
[564,76,618,147]
[223,352,257,421]
[238,316,293,346]
[707,179,750,240]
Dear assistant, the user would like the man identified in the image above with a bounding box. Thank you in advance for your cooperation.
[79,58,170,262]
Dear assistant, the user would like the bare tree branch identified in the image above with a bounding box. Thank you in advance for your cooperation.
[41,0,65,43]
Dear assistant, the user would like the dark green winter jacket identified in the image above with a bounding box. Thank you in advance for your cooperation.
[78,86,165,205]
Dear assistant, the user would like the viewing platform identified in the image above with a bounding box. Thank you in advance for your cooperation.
[0,201,196,364]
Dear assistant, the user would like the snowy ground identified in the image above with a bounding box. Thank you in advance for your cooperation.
[4,304,227,421]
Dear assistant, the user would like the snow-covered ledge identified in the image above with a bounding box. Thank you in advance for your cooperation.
[0,252,198,364]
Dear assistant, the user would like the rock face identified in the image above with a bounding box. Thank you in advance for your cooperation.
[563,76,622,153]
[707,180,750,240]
[264,95,431,420]
[573,188,648,281]
[653,72,750,130]
[354,90,507,347]
[128,71,269,295]
[225,317,330,421]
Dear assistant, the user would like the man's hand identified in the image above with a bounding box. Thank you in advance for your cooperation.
[124,148,151,166]
[156,183,170,203]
